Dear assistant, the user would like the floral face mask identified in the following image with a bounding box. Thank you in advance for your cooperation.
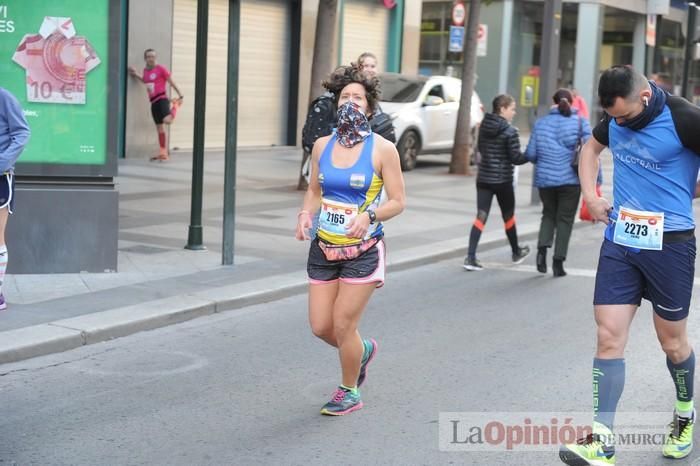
[335,101,371,148]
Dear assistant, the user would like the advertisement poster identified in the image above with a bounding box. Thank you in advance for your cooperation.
[0,1,109,166]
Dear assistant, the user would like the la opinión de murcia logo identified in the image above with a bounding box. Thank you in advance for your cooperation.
[12,16,100,105]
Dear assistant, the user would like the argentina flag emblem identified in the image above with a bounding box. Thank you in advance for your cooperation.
[349,173,366,189]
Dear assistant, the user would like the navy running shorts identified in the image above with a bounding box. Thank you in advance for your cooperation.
[307,238,385,287]
[0,173,15,214]
[150,97,171,124]
[594,235,696,321]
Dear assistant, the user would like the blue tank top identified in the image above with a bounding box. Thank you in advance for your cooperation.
[317,133,384,245]
[605,106,700,233]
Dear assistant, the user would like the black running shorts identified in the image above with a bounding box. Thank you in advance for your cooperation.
[307,238,385,287]
[150,97,171,124]
[0,173,15,214]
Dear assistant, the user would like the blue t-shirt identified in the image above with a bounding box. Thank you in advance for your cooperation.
[593,96,700,232]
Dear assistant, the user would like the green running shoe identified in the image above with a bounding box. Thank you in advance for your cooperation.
[357,338,377,387]
[662,410,695,459]
[559,433,616,466]
[320,387,363,416]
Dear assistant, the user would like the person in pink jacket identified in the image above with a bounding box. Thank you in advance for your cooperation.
[571,88,589,120]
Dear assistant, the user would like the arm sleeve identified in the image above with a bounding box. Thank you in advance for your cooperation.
[0,91,31,172]
[591,114,610,146]
[161,66,171,80]
[667,95,700,155]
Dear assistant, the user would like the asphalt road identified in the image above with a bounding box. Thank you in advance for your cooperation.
[2,224,700,466]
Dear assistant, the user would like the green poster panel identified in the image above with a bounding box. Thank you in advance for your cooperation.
[0,0,109,167]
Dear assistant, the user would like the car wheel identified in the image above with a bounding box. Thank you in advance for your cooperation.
[397,130,420,171]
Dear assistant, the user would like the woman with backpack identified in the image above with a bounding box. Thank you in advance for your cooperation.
[463,94,531,271]
[525,88,592,277]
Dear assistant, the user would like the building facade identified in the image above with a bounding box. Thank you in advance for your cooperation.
[124,0,421,157]
[418,0,696,130]
[124,0,700,155]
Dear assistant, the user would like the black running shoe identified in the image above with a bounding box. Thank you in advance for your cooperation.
[512,245,531,265]
[463,257,483,271]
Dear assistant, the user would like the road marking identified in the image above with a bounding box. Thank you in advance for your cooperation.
[481,262,700,287]
[64,350,209,377]
[482,262,597,278]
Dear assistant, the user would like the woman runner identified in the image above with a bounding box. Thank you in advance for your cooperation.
[295,64,406,416]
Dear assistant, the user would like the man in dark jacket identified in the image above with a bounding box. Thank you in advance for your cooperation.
[463,94,530,271]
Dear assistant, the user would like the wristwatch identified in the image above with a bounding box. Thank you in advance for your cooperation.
[367,210,377,224]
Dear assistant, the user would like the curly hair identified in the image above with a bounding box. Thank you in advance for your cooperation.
[322,64,381,114]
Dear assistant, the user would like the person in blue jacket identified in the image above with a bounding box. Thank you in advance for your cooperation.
[525,88,591,277]
[0,87,30,311]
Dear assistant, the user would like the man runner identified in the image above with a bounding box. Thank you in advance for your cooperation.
[559,65,700,465]
[128,49,183,161]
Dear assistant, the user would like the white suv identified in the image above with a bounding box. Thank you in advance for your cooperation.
[379,73,484,171]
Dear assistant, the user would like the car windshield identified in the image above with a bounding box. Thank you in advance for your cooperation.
[379,75,425,103]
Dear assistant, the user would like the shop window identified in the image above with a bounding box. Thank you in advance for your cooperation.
[506,1,580,131]
[418,1,478,78]
[419,2,450,76]
[653,18,685,95]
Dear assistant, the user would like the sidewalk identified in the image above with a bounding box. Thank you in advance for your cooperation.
[0,146,607,364]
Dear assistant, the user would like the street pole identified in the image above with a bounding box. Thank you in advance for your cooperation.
[186,0,209,251]
[682,3,699,99]
[222,0,240,265]
[531,0,562,205]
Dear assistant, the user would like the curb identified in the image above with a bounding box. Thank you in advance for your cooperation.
[0,220,596,366]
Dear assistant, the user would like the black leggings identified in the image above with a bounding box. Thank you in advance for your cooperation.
[467,182,519,258]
